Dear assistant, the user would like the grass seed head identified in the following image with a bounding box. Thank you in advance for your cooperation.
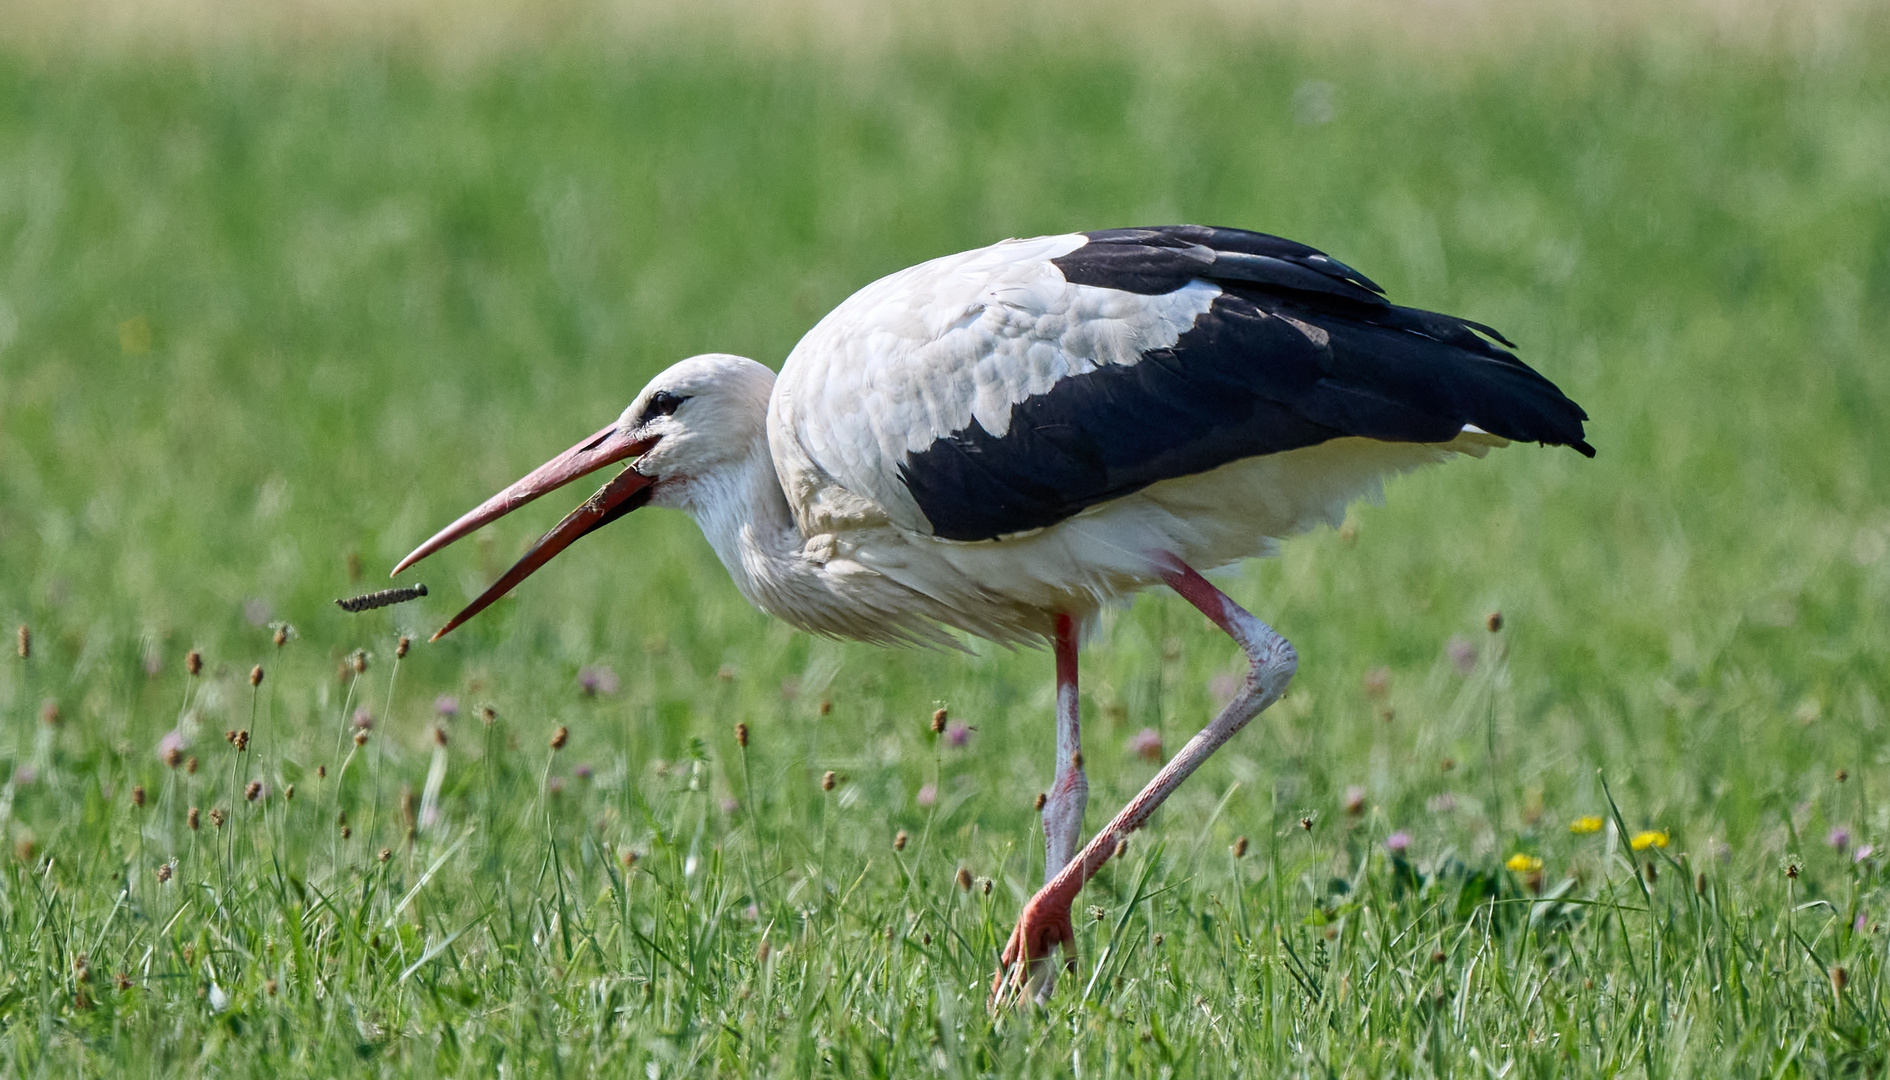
[1486,610,1503,633]
[156,862,172,883]
[1113,837,1129,860]
[234,730,249,752]
[186,650,202,676]
[1033,792,1046,811]
[931,707,948,733]
[316,764,326,779]
[821,770,836,791]
[273,625,288,648]
[15,624,27,659]
[284,784,295,801]
[1836,768,1849,782]
[397,636,411,659]
[186,756,198,774]
[734,722,748,748]
[340,825,351,840]
[249,665,263,687]
[1695,871,1707,895]
[245,780,261,802]
[551,725,569,751]
[353,730,368,747]
[481,705,497,726]
[955,867,972,891]
[209,808,226,829]
[115,971,132,991]
[187,807,200,831]
[981,877,993,896]
[378,847,392,863]
[1432,950,1447,965]
[265,979,278,996]
[1234,835,1249,858]
[894,829,908,851]
[351,650,368,675]
[164,745,182,769]
[620,849,638,868]
[819,698,832,716]
[131,785,146,809]
[433,725,448,747]
[1300,816,1315,832]
[1832,966,1849,993]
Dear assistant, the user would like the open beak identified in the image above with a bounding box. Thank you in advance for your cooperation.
[393,422,656,641]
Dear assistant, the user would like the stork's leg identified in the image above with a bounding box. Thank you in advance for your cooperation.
[993,556,1298,1005]
[1028,613,1089,1000]
[1043,613,1089,882]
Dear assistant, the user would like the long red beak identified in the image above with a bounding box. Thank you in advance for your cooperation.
[393,422,656,641]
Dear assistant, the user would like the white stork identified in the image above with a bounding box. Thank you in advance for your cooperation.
[392,225,1592,1002]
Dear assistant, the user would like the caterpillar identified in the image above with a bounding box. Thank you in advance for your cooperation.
[335,584,428,613]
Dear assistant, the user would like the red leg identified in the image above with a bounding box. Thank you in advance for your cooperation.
[993,556,1297,1005]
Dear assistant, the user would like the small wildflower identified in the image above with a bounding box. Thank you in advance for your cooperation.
[931,707,948,734]
[245,781,261,802]
[249,665,264,688]
[435,695,459,718]
[945,722,971,748]
[1506,853,1543,873]
[916,782,936,807]
[1362,666,1390,698]
[955,867,972,892]
[187,807,200,831]
[352,707,373,730]
[186,650,203,676]
[156,863,172,883]
[577,666,619,696]
[1233,835,1250,858]
[1827,827,1851,853]
[1385,831,1412,855]
[131,785,146,808]
[39,699,59,725]
[1344,786,1366,815]
[821,770,837,791]
[1485,611,1503,633]
[1569,815,1604,835]
[1128,728,1163,763]
[894,830,908,851]
[1033,792,1046,811]
[550,726,569,751]
[396,636,411,659]
[734,722,749,748]
[1427,792,1457,814]
[1446,636,1476,674]
[1629,830,1669,852]
[1856,844,1875,864]
[580,766,597,783]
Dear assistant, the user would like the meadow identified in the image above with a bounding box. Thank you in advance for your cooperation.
[1,3,1888,1074]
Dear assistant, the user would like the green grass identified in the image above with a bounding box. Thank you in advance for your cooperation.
[2,15,1889,1075]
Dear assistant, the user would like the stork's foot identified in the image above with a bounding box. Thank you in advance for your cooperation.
[992,885,1077,1006]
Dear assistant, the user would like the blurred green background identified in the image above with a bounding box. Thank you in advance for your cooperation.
[0,1,1887,1072]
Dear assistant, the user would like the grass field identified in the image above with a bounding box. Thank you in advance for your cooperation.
[1,4,1889,1074]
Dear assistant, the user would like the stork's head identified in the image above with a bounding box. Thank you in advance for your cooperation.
[395,353,775,640]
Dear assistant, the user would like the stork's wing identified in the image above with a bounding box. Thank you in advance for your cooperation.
[770,226,1591,544]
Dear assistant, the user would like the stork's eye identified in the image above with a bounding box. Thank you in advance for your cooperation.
[645,391,688,419]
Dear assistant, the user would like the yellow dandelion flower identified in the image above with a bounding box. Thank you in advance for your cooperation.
[1630,830,1669,851]
[1569,815,1603,835]
[1505,853,1543,873]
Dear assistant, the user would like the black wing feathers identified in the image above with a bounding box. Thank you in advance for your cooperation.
[898,225,1592,542]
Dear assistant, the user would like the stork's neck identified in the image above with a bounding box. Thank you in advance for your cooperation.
[675,441,809,621]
